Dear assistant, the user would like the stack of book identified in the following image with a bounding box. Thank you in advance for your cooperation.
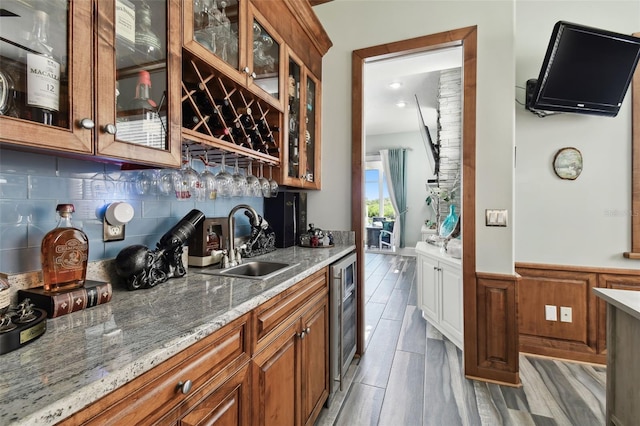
[18,280,112,318]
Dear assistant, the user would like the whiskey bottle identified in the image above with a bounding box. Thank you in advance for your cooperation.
[26,10,60,126]
[125,70,163,148]
[41,204,89,293]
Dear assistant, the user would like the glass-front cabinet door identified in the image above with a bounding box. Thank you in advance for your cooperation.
[0,0,93,153]
[247,11,282,107]
[183,1,283,110]
[95,0,181,167]
[280,49,321,189]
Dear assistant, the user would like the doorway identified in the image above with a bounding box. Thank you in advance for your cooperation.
[351,27,477,377]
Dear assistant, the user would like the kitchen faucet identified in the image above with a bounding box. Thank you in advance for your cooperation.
[225,204,260,268]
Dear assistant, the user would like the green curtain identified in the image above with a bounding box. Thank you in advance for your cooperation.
[386,148,407,248]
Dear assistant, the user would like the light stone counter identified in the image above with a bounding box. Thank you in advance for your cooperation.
[0,244,356,426]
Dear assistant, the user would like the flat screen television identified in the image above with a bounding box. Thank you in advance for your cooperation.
[526,21,640,117]
[415,95,439,177]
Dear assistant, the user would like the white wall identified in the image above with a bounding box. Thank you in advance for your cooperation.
[313,0,516,274]
[515,0,640,268]
[366,131,432,247]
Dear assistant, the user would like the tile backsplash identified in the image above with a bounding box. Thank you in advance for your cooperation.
[0,147,263,275]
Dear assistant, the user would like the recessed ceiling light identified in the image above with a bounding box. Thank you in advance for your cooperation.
[396,101,407,108]
[389,82,402,89]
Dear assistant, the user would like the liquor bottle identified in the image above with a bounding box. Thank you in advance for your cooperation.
[26,10,60,126]
[135,0,161,62]
[41,204,89,293]
[126,70,162,147]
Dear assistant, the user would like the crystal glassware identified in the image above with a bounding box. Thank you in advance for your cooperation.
[232,156,247,197]
[268,164,279,197]
[258,162,271,198]
[245,160,262,197]
[174,151,200,201]
[214,152,234,197]
[199,152,217,201]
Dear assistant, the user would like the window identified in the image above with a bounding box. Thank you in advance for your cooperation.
[365,158,395,225]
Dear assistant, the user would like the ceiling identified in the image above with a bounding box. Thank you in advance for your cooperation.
[363,46,463,136]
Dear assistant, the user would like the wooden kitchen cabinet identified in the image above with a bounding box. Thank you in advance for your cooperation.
[0,0,183,168]
[416,242,463,349]
[58,314,251,426]
[279,48,322,189]
[181,0,330,189]
[251,268,329,426]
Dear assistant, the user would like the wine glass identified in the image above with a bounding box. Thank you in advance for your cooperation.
[268,164,279,197]
[133,170,156,196]
[157,168,177,197]
[174,150,200,201]
[232,156,247,197]
[214,152,234,197]
[198,152,217,201]
[245,160,262,197]
[258,162,270,198]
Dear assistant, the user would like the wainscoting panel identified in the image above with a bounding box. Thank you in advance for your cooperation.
[472,272,519,385]
[516,263,640,364]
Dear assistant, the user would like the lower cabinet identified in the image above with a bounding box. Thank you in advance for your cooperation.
[416,242,463,349]
[58,268,329,426]
[251,268,329,426]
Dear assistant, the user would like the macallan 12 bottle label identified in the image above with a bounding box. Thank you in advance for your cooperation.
[27,53,60,111]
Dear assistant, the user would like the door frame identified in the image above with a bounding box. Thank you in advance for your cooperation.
[351,27,478,371]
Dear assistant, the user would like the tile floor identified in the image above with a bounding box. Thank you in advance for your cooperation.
[316,253,606,426]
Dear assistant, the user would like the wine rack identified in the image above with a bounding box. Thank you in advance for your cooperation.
[182,52,280,166]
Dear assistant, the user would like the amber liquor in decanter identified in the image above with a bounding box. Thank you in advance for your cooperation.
[41,204,88,293]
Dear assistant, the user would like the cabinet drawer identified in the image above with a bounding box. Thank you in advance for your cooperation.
[253,268,328,352]
[60,314,250,425]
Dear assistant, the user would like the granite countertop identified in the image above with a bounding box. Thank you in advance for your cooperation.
[593,288,640,321]
[0,244,355,426]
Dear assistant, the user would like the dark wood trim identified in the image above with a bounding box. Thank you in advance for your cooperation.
[473,272,520,385]
[350,27,496,382]
[625,32,640,257]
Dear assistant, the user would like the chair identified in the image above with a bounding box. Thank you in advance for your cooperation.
[378,220,395,250]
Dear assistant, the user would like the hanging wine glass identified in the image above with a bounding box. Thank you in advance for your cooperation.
[268,164,279,197]
[199,151,217,201]
[214,151,234,197]
[258,162,270,198]
[245,160,262,197]
[232,156,247,197]
[174,149,200,201]
[133,170,156,196]
[157,168,177,197]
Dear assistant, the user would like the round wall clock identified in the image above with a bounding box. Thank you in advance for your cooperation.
[553,147,583,180]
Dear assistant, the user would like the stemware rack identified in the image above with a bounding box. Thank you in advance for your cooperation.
[181,52,281,167]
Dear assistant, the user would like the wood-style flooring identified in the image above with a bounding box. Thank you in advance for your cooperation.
[316,253,606,426]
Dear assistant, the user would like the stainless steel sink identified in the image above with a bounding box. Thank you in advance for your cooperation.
[199,261,298,280]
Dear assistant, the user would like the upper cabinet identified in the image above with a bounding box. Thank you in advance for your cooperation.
[0,0,182,168]
[280,49,321,189]
[183,0,284,110]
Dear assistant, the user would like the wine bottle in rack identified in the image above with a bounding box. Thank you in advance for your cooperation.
[26,10,60,126]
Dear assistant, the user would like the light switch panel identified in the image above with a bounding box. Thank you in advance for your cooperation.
[545,305,557,321]
[485,209,508,227]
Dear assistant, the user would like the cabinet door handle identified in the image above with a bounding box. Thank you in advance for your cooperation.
[78,118,95,129]
[103,123,117,135]
[297,330,307,339]
[304,326,311,334]
[177,379,193,395]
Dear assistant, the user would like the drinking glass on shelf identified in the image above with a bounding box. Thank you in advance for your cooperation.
[214,152,234,198]
[232,156,247,197]
[245,160,262,197]
[198,152,217,201]
[258,163,271,198]
[268,164,279,197]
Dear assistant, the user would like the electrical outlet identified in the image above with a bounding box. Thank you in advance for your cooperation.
[545,305,557,321]
[103,222,125,242]
[560,306,572,323]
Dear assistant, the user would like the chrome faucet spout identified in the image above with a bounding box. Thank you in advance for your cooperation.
[226,204,259,268]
